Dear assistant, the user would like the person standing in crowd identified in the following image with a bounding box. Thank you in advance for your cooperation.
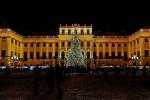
[33,66,41,96]
[46,65,55,91]
[143,65,147,78]
[55,63,63,96]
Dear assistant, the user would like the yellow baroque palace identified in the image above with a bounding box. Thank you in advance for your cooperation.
[0,24,150,67]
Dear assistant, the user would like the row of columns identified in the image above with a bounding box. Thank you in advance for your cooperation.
[96,43,125,58]
[26,42,56,59]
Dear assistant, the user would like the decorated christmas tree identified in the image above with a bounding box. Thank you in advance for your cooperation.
[66,34,85,67]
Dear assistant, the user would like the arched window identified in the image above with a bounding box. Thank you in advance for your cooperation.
[87,51,90,59]
[61,51,65,60]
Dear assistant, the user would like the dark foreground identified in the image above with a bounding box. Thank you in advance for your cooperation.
[1,73,150,100]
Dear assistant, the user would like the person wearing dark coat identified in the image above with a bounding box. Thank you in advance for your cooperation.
[33,66,41,96]
[55,64,63,96]
[46,65,55,91]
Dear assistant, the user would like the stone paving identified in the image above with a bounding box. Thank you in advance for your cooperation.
[1,73,150,100]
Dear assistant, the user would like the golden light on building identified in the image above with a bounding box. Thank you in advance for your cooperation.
[0,24,150,67]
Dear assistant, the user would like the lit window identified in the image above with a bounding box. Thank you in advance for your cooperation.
[62,30,65,34]
[43,43,46,47]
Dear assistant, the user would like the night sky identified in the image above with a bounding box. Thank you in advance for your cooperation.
[0,0,150,35]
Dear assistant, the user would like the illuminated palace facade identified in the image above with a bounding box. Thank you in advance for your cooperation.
[0,24,150,67]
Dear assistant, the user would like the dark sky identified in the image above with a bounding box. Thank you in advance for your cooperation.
[0,0,150,35]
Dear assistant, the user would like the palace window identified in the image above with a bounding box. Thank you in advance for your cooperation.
[94,43,96,47]
[68,42,71,47]
[87,42,90,47]
[24,52,27,60]
[118,43,121,47]
[105,52,109,59]
[68,30,71,35]
[37,43,40,47]
[31,43,33,47]
[81,30,84,35]
[99,52,102,59]
[124,43,127,47]
[11,39,13,43]
[15,40,17,45]
[75,30,77,34]
[118,52,121,58]
[30,52,33,59]
[55,43,58,47]
[1,50,6,57]
[106,43,108,47]
[124,52,127,60]
[49,43,52,47]
[112,52,115,59]
[24,43,27,47]
[138,51,140,57]
[49,52,52,59]
[93,52,96,59]
[62,42,65,47]
[2,37,6,42]
[42,52,46,59]
[81,42,83,47]
[145,38,148,42]
[55,52,58,58]
[43,43,46,47]
[87,30,90,35]
[137,39,139,43]
[87,52,90,59]
[112,43,114,47]
[36,52,40,59]
[145,50,149,57]
[62,30,65,34]
[99,43,102,47]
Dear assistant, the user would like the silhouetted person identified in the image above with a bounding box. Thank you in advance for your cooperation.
[124,67,128,78]
[101,67,108,79]
[55,64,63,96]
[46,66,55,91]
[33,66,41,96]
[132,66,137,79]
[143,65,147,78]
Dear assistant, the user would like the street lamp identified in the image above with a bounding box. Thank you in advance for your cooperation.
[11,55,19,67]
[131,55,139,66]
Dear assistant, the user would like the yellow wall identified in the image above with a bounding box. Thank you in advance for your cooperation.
[0,25,150,67]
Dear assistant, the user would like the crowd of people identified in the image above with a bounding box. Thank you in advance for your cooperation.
[0,63,149,96]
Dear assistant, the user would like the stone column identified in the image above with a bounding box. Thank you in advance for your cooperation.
[115,43,118,56]
[128,42,131,58]
[96,43,99,58]
[6,37,11,66]
[33,43,36,65]
[58,41,62,57]
[52,43,55,58]
[46,43,49,59]
[102,43,105,59]
[40,43,42,59]
[139,38,144,58]
[121,43,124,57]
[135,40,138,57]
[65,41,68,54]
[27,43,30,59]
[109,43,111,57]
[0,37,2,59]
[84,41,87,51]
[20,42,23,64]
[149,38,150,59]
